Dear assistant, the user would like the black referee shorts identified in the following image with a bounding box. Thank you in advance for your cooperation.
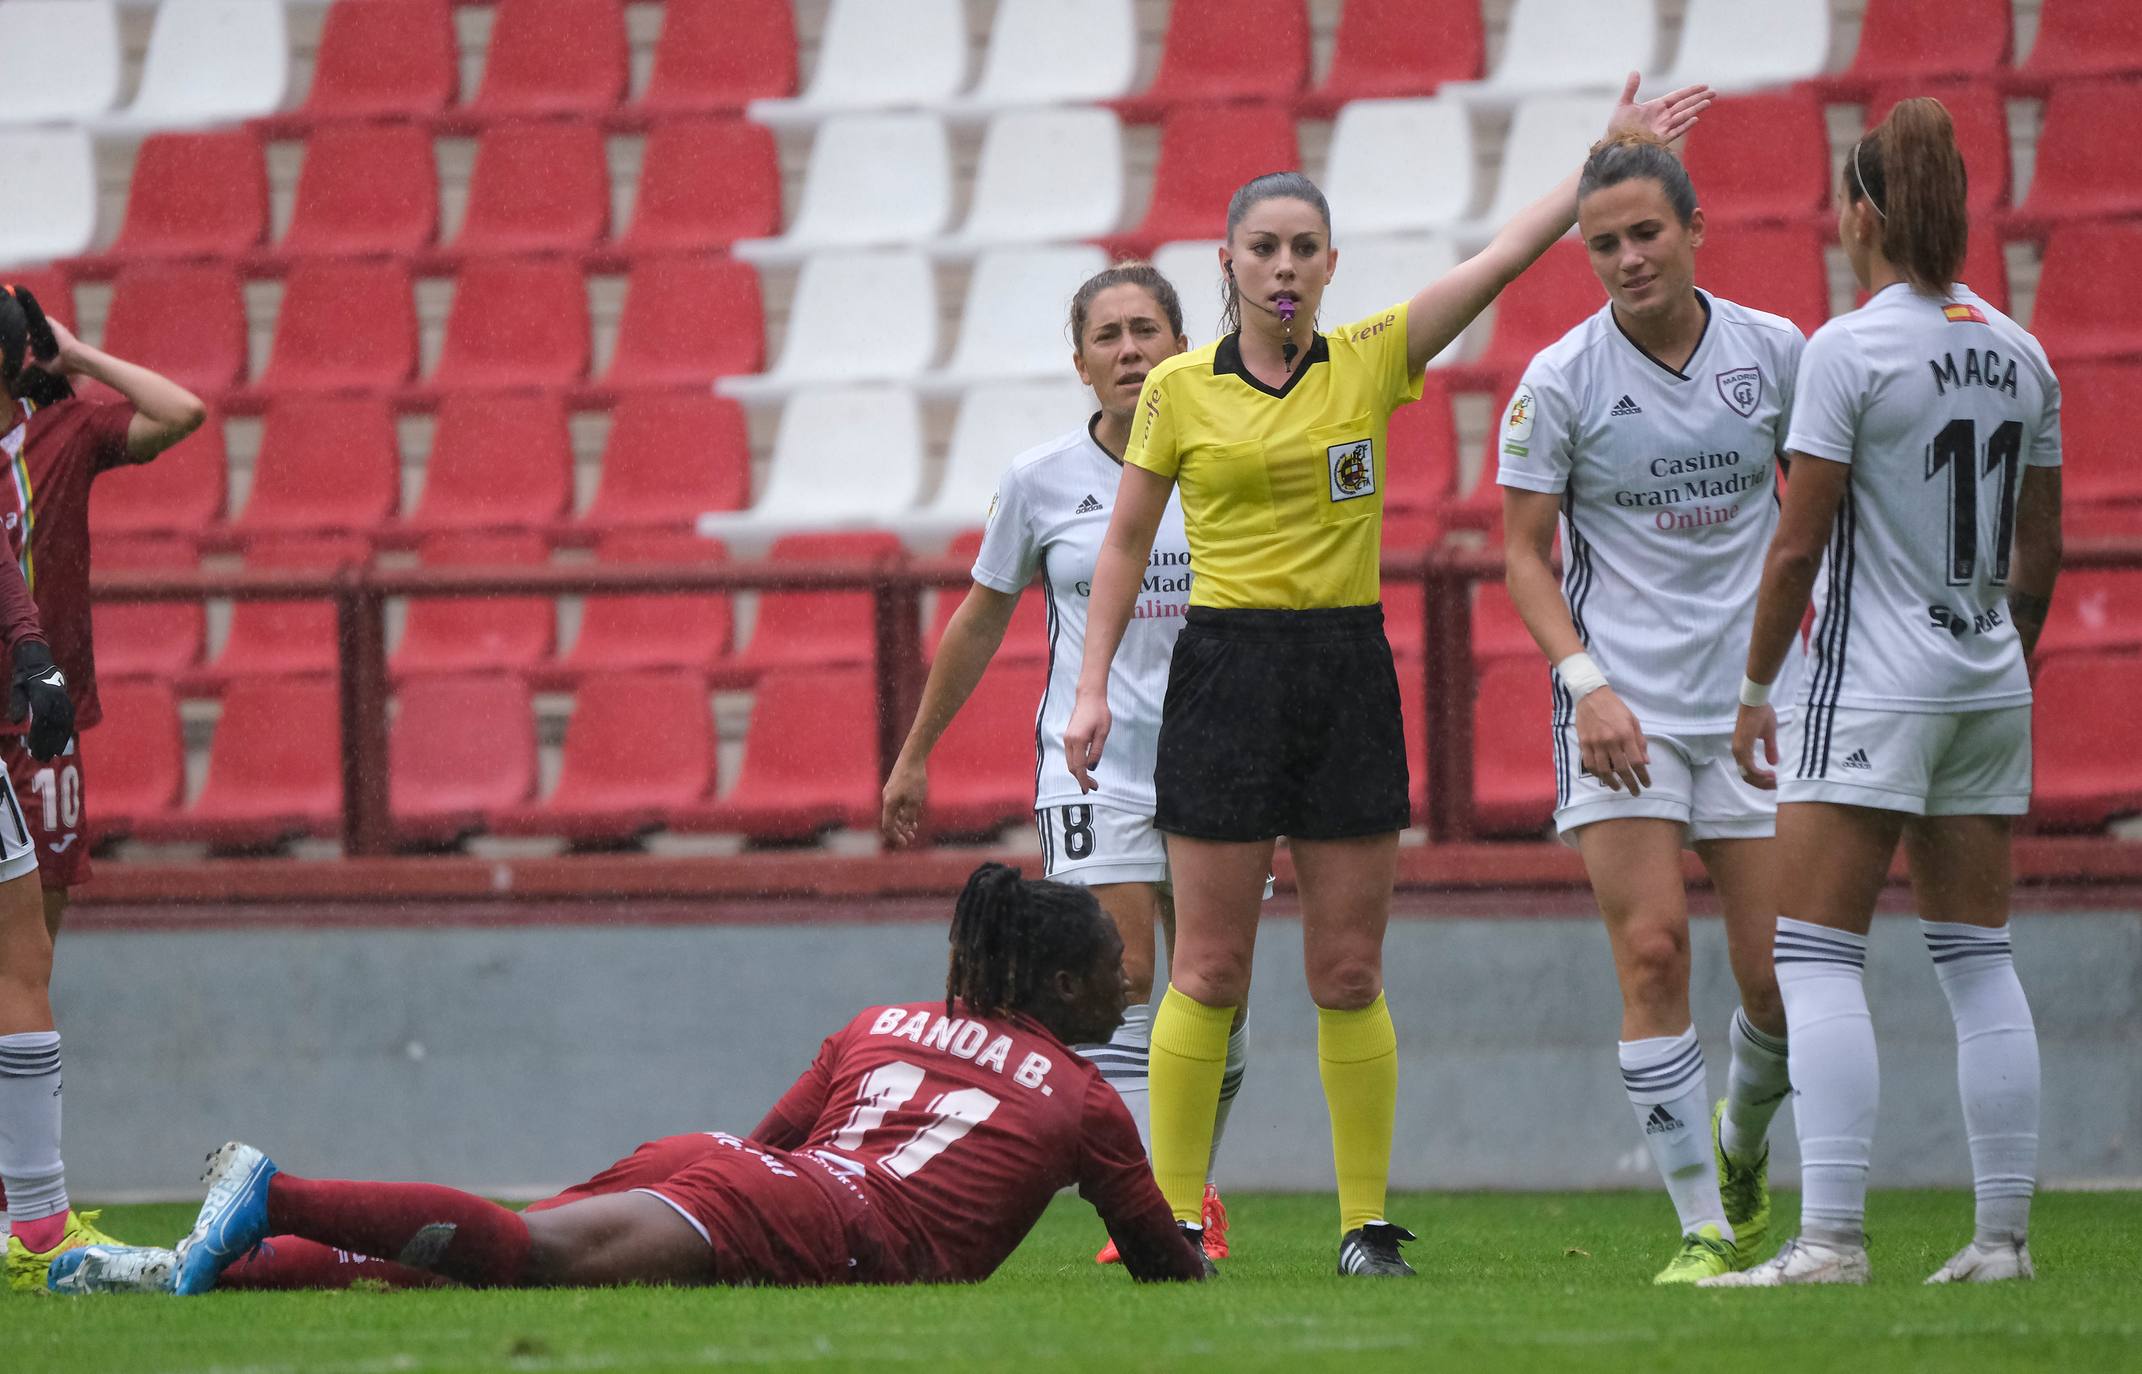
[1153,604,1411,843]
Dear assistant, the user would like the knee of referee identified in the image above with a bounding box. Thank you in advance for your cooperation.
[1169,944,1253,1008]
[1305,953,1383,1011]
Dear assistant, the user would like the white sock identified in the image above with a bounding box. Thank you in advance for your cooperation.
[1923,920,2039,1245]
[1774,917,1874,1248]
[1619,1026,1729,1240]
[1208,1014,1248,1184]
[1078,1003,1152,1154]
[0,1031,68,1225]
[1720,1006,1791,1165]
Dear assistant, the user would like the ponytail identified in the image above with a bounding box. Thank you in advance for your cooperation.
[945,861,1109,1020]
[0,285,74,407]
[1848,97,1969,297]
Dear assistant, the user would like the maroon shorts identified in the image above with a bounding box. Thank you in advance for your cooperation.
[0,737,88,890]
[529,1133,909,1287]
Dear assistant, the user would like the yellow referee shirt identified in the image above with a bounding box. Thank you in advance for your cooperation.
[1124,303,1424,609]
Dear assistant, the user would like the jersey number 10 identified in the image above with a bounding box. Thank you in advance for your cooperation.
[1924,418,2023,587]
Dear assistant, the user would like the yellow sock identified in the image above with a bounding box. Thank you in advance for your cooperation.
[1148,984,1234,1225]
[1318,993,1398,1235]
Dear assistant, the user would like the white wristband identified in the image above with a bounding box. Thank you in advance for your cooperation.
[1555,652,1609,702]
[1738,675,1773,708]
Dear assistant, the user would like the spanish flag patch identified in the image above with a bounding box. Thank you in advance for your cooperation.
[1943,302,1988,325]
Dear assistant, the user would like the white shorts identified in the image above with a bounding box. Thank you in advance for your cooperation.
[0,768,37,884]
[1554,726,1775,848]
[1037,802,1170,887]
[1779,704,2031,816]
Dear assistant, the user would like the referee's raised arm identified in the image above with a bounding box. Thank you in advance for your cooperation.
[1063,457,1174,791]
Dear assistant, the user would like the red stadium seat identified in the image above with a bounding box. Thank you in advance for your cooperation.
[2029,652,2142,829]
[389,674,538,842]
[1472,580,1536,662]
[590,256,764,398]
[2003,0,2142,95]
[1959,229,2010,313]
[268,124,440,265]
[250,261,419,399]
[625,0,796,121]
[260,0,457,131]
[1680,90,1828,227]
[1383,382,1458,518]
[575,393,750,535]
[2053,362,2142,513]
[97,265,248,400]
[90,537,205,682]
[91,131,267,267]
[78,679,185,839]
[200,534,370,687]
[1471,656,1556,838]
[925,661,1045,836]
[724,531,905,685]
[1113,0,1309,123]
[230,398,399,540]
[1383,579,1424,663]
[1867,85,2010,217]
[403,393,574,533]
[1298,0,1483,118]
[136,676,342,846]
[2036,570,2142,656]
[88,416,227,541]
[391,532,555,679]
[441,122,608,263]
[1698,225,1829,338]
[1819,0,2010,99]
[543,530,734,687]
[675,665,877,839]
[2030,223,2142,362]
[1445,241,1598,392]
[924,531,1046,665]
[2004,80,2142,234]
[1097,105,1300,260]
[425,259,590,393]
[456,0,627,126]
[608,119,782,261]
[491,671,717,840]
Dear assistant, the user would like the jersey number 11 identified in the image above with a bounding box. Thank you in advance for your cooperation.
[1925,418,2023,586]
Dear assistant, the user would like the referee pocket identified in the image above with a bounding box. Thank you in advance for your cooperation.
[1178,438,1276,536]
[1308,414,1379,523]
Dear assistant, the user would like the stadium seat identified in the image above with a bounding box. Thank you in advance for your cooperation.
[1959,229,2011,314]
[575,393,752,535]
[97,265,249,400]
[624,0,795,120]
[674,665,878,838]
[733,114,953,264]
[609,119,781,261]
[267,123,440,265]
[2054,362,2142,512]
[1698,225,1829,337]
[1098,106,1301,260]
[926,246,1110,393]
[136,677,341,846]
[200,534,370,686]
[724,531,906,683]
[1300,0,1483,119]
[924,531,1048,665]
[0,0,122,125]
[389,674,537,843]
[89,537,206,682]
[1317,237,1462,364]
[456,0,627,126]
[749,0,966,126]
[1819,0,2010,99]
[424,259,591,394]
[439,122,608,263]
[702,390,925,536]
[1679,90,1829,227]
[543,531,735,687]
[2003,80,2142,234]
[391,533,555,679]
[403,393,574,534]
[1444,240,1598,391]
[98,0,287,134]
[941,109,1125,252]
[592,256,764,398]
[2030,653,2142,829]
[1472,656,1557,837]
[717,253,935,403]
[88,418,228,541]
[1383,383,1459,519]
[230,398,399,542]
[2030,223,2142,362]
[260,0,457,131]
[910,381,1094,535]
[1867,84,2010,217]
[0,129,98,265]
[1323,101,1475,238]
[1113,0,1308,123]
[1443,0,1655,104]
[1151,241,1224,347]
[77,680,185,840]
[87,131,267,268]
[2036,570,2142,657]
[925,662,1047,835]
[491,671,717,840]
[2003,0,2142,95]
[1472,580,1537,662]
[951,0,1136,113]
[1654,0,1829,93]
[1458,95,1614,241]
[1384,579,1426,663]
[250,261,419,399]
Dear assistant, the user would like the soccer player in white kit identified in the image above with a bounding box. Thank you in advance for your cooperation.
[1703,98,2062,1288]
[882,263,1246,1261]
[1498,132,1803,1284]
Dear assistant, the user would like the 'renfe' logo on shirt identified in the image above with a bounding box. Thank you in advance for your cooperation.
[1328,439,1376,503]
[1715,365,1762,418]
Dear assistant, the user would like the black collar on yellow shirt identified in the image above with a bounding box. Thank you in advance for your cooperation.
[1214,330,1330,400]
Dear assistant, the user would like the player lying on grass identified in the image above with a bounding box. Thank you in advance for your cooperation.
[50,864,1211,1294]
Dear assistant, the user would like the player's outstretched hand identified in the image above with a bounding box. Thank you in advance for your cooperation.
[881,757,928,848]
[1733,702,1780,791]
[1575,686,1651,796]
[1063,690,1111,794]
[9,641,75,762]
[1605,71,1712,148]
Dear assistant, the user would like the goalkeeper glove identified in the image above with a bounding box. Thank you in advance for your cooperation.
[9,641,75,761]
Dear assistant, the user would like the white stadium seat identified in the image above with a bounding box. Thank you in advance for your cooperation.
[97,0,289,133]
[945,0,1138,115]
[940,108,1126,254]
[0,128,98,265]
[921,245,1110,395]
[1151,241,1225,350]
[734,113,953,265]
[907,381,1096,535]
[1656,0,1832,93]
[1320,236,1466,366]
[718,252,938,403]
[1325,99,1478,237]
[0,0,123,125]
[750,0,967,126]
[1442,0,1658,106]
[1455,95,1614,244]
[698,388,927,537]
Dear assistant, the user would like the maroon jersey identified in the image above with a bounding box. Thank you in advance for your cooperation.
[752,1000,1202,1284]
[2,397,139,729]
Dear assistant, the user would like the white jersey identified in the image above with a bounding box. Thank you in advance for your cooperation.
[972,418,1191,815]
[1784,282,2061,717]
[1496,291,1807,734]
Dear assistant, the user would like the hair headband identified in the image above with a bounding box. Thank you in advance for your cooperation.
[1852,139,1888,220]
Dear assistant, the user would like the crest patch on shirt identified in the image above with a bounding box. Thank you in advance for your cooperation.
[1715,365,1762,419]
[1505,384,1536,442]
[1327,439,1376,503]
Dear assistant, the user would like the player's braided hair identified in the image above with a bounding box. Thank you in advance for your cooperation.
[0,285,75,407]
[1848,97,1969,297]
[1578,131,1698,225]
[1068,261,1185,349]
[946,862,1110,1021]
[1218,171,1331,337]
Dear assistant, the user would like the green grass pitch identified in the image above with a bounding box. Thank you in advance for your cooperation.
[10,1190,2137,1373]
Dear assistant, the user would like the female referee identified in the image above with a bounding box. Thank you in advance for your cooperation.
[1497,134,1803,1284]
[882,263,1246,1261]
[1066,75,1714,1276]
[1705,99,2061,1288]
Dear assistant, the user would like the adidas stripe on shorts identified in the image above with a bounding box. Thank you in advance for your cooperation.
[1779,703,2032,816]
[0,768,40,884]
[1553,726,1774,847]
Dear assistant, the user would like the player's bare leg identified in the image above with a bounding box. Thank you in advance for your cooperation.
[41,889,65,943]
[1695,836,1791,1270]
[519,1193,716,1287]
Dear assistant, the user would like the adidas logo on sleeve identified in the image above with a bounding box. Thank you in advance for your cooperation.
[1608,395,1643,417]
[1074,494,1103,514]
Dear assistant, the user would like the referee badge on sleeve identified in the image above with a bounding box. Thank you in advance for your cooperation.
[1327,439,1377,503]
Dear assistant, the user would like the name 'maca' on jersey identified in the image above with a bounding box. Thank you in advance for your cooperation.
[1784,283,2061,715]
[1497,291,1807,734]
[973,420,1191,816]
